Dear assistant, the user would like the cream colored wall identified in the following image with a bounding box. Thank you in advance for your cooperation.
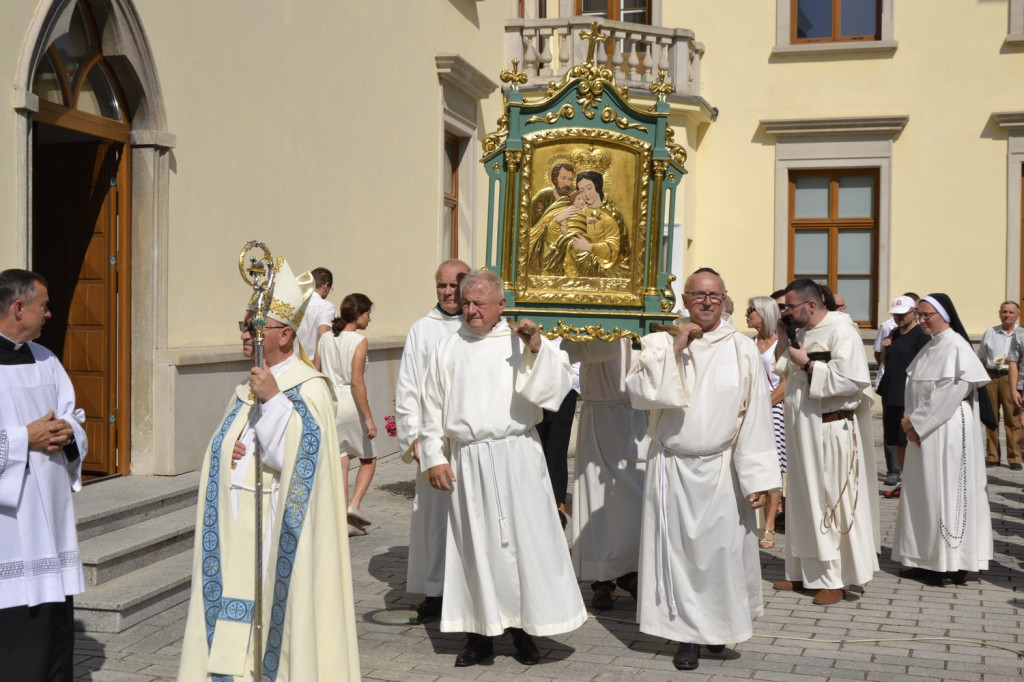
[133,0,512,346]
[664,0,1024,333]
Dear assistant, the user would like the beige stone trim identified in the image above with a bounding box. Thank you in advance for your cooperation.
[1009,0,1024,45]
[993,112,1024,302]
[761,116,908,138]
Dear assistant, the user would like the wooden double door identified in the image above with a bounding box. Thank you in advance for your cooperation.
[33,130,130,477]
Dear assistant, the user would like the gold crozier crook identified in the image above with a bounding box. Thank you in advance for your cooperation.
[237,240,276,681]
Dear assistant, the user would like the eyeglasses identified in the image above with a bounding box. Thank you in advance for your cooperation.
[778,301,811,312]
[238,320,289,333]
[684,291,726,303]
[745,306,757,316]
[917,311,941,321]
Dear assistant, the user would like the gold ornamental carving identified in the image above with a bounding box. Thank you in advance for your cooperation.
[664,128,688,166]
[649,70,674,102]
[526,104,576,126]
[482,112,509,155]
[602,105,648,133]
[542,320,640,344]
[500,58,529,91]
[660,274,677,312]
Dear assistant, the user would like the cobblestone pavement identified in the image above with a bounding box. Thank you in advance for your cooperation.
[75,417,1024,680]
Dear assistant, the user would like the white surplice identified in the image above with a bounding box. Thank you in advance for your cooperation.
[564,339,649,582]
[893,328,993,572]
[0,344,87,611]
[626,322,780,645]
[395,306,462,596]
[775,311,880,590]
[419,320,587,637]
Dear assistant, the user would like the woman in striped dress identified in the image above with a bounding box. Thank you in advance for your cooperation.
[746,296,787,548]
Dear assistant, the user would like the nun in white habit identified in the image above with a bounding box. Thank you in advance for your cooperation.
[895,293,994,586]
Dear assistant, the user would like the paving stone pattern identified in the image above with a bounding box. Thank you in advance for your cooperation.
[75,417,1024,680]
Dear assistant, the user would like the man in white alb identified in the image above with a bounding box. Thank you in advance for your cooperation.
[395,258,468,620]
[626,267,780,671]
[421,270,587,668]
[772,278,880,607]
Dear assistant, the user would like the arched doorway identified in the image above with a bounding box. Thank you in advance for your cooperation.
[25,0,138,477]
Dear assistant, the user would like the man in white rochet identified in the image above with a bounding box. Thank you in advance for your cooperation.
[626,266,781,672]
[177,259,359,681]
[0,269,87,682]
[420,270,587,668]
[772,278,880,607]
[394,258,469,621]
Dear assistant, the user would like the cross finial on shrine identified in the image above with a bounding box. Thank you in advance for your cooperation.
[649,70,674,102]
[500,58,529,91]
[579,22,608,63]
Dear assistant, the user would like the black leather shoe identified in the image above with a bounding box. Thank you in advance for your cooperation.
[615,572,639,601]
[416,596,442,621]
[509,628,540,665]
[672,642,699,670]
[705,644,725,653]
[591,581,615,610]
[948,570,968,585]
[454,633,493,667]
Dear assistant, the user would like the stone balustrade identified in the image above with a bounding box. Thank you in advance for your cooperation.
[504,16,704,98]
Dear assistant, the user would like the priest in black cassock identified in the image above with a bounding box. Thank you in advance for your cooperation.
[0,269,87,682]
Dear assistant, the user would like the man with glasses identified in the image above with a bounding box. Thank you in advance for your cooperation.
[772,278,880,607]
[178,260,360,681]
[626,267,780,671]
[297,266,336,363]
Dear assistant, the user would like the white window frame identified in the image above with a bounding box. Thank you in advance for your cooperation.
[773,0,897,56]
[436,54,497,262]
[761,115,908,324]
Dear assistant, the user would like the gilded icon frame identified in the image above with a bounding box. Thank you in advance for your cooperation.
[515,127,651,307]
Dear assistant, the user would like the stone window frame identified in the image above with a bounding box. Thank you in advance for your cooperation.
[436,54,497,262]
[993,112,1024,300]
[1009,0,1024,45]
[773,0,897,57]
[761,115,908,324]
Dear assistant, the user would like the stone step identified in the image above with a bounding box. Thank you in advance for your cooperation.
[74,549,194,633]
[79,505,197,585]
[75,471,201,541]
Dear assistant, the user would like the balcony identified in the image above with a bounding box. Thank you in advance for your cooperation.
[505,16,705,101]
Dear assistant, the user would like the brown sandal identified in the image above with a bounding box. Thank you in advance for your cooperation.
[759,530,776,549]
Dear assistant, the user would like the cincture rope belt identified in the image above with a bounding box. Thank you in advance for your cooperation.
[456,436,516,547]
[656,445,678,619]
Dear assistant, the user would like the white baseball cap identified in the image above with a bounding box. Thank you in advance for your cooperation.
[888,295,916,315]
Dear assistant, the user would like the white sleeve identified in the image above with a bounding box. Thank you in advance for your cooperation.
[253,392,295,472]
[625,333,691,410]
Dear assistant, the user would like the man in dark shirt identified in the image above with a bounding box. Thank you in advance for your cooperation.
[876,296,930,496]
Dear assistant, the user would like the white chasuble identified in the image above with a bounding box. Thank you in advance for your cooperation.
[178,359,359,682]
[420,320,587,637]
[0,344,86,611]
[626,322,780,644]
[775,311,879,590]
[564,339,649,582]
[894,329,993,572]
[395,308,461,597]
